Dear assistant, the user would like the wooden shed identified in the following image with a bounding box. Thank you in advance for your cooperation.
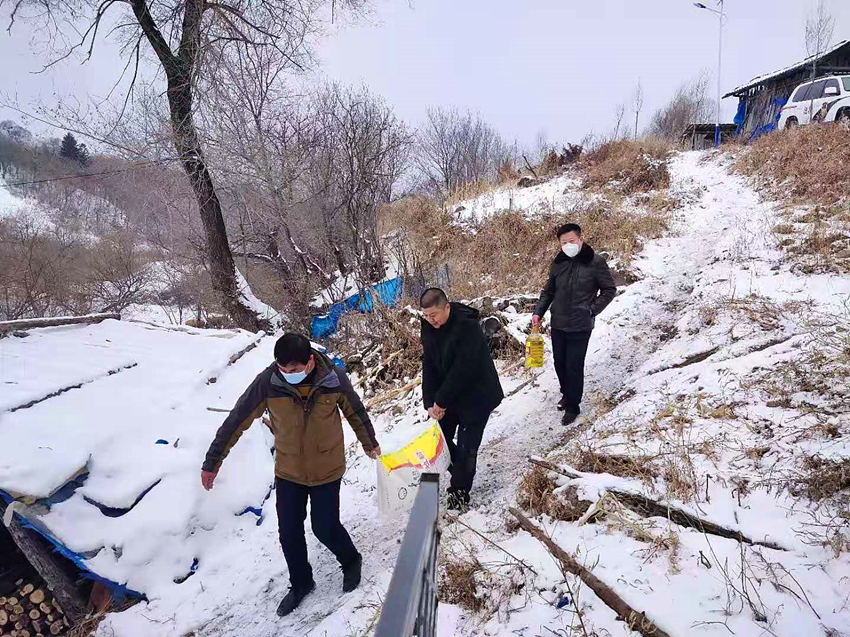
[681,124,737,150]
[725,39,850,138]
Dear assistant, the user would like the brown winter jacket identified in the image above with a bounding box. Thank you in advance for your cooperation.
[202,352,378,486]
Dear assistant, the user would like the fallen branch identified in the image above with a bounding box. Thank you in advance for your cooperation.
[522,154,539,179]
[365,378,422,410]
[446,514,537,574]
[526,458,786,551]
[504,372,542,399]
[509,507,673,637]
[355,350,402,389]
[0,313,120,333]
[206,407,230,413]
[528,457,581,479]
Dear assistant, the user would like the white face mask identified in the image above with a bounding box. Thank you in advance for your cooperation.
[562,243,581,258]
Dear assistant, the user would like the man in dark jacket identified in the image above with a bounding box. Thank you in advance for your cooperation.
[420,288,504,510]
[201,334,381,617]
[532,223,616,425]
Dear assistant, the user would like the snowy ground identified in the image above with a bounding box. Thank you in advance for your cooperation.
[2,151,849,637]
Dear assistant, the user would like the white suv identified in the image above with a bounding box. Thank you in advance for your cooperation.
[778,76,850,129]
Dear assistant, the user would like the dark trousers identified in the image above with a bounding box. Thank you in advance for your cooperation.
[551,329,592,415]
[438,411,490,494]
[275,477,359,591]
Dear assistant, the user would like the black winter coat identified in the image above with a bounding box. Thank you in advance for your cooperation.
[421,303,504,419]
[533,243,617,332]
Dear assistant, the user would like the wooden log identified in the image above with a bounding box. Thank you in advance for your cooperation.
[0,313,120,334]
[17,589,32,600]
[0,610,6,626]
[49,622,61,636]
[26,613,37,623]
[365,377,422,410]
[0,504,85,626]
[36,607,48,618]
[27,593,43,608]
[509,507,674,637]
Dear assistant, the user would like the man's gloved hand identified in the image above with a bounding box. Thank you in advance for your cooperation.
[201,470,218,491]
[366,445,382,459]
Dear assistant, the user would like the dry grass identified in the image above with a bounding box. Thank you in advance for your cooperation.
[515,467,591,521]
[570,445,659,484]
[794,456,850,502]
[736,124,850,205]
[580,138,674,194]
[439,556,484,611]
[379,142,672,302]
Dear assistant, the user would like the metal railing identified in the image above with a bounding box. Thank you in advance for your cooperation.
[374,473,441,637]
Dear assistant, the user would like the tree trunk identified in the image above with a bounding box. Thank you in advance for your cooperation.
[129,0,263,332]
[166,75,264,332]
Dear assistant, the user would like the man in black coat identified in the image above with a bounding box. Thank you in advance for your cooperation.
[420,288,504,510]
[532,223,617,425]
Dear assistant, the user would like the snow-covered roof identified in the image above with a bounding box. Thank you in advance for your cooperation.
[725,39,850,97]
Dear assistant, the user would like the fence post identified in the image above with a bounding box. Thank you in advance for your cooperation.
[374,474,441,637]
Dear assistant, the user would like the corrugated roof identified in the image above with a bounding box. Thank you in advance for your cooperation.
[724,40,850,98]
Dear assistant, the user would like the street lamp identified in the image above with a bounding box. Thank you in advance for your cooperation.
[694,1,726,147]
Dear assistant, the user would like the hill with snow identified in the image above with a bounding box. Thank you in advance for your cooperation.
[1,148,849,637]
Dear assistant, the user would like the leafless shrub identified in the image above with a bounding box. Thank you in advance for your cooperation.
[649,70,715,142]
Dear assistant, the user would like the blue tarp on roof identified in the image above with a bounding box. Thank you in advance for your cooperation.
[311,277,403,339]
[1,487,147,602]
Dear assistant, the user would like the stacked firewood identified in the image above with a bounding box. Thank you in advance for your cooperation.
[0,581,70,637]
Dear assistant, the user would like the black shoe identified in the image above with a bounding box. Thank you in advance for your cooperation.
[556,396,568,412]
[342,554,362,593]
[562,412,579,426]
[447,489,470,512]
[277,580,315,617]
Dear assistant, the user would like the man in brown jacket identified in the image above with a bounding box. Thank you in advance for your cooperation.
[201,333,381,617]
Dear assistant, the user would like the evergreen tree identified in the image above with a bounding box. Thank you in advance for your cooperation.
[77,143,90,167]
[59,132,80,162]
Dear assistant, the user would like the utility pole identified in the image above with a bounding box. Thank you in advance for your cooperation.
[695,1,726,147]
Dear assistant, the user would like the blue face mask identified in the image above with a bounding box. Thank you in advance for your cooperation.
[282,370,307,385]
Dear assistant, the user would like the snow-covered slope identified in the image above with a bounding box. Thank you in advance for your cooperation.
[2,151,849,637]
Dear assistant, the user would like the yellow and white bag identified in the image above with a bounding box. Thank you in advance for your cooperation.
[376,421,450,516]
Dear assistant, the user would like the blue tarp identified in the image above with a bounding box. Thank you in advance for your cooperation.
[311,277,404,339]
[733,98,747,136]
[739,97,788,144]
[1,487,147,602]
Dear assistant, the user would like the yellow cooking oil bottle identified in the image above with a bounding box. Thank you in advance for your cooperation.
[525,326,545,368]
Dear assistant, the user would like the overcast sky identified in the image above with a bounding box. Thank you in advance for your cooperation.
[2,0,849,147]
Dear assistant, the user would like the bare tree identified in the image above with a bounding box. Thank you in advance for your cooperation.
[1,0,371,331]
[806,0,835,115]
[416,107,511,197]
[613,103,626,141]
[650,71,714,141]
[310,83,413,285]
[632,80,644,141]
